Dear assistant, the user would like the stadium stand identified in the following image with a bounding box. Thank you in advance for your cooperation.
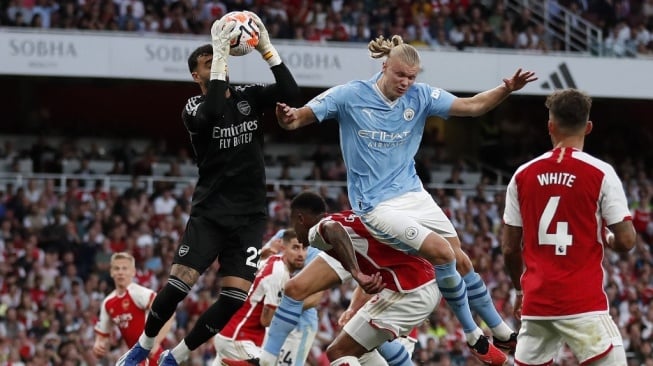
[1,0,652,56]
[1,1,653,365]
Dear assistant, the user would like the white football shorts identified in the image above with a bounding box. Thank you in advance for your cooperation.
[360,189,457,252]
[515,313,626,365]
[343,284,441,351]
[212,334,261,366]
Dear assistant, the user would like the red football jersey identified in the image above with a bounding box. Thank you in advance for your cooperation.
[220,255,288,346]
[95,283,155,347]
[311,211,435,292]
[504,147,632,318]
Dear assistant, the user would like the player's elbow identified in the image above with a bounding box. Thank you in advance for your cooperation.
[501,244,519,259]
[260,317,272,327]
[613,228,636,252]
[260,307,275,327]
[610,221,636,252]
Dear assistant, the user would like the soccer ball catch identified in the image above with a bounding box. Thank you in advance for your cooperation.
[223,11,260,56]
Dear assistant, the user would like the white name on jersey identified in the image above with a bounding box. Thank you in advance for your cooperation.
[536,172,576,187]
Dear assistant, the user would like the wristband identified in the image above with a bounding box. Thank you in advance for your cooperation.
[262,47,281,67]
[210,55,227,81]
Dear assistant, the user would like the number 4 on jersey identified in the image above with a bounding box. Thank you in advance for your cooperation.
[538,196,573,255]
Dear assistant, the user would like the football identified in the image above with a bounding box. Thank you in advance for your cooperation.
[222,11,260,56]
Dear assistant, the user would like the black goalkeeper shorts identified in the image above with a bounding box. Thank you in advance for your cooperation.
[173,213,266,282]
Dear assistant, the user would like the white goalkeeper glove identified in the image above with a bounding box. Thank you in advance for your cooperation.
[245,11,281,67]
[210,17,239,81]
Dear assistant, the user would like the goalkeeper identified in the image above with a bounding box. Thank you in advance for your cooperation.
[116,11,300,366]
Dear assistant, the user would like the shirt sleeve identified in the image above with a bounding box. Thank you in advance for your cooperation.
[306,84,347,123]
[503,173,523,227]
[425,85,456,119]
[600,166,632,225]
[308,220,333,251]
[94,297,112,336]
[261,266,287,307]
[129,284,156,310]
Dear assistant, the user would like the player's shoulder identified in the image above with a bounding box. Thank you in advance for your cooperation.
[327,210,356,219]
[183,94,205,117]
[338,79,370,95]
[232,83,264,95]
[412,82,434,93]
[261,255,285,272]
[515,151,554,175]
[127,282,155,296]
[571,150,617,175]
[267,256,290,278]
[322,211,356,226]
[101,289,119,303]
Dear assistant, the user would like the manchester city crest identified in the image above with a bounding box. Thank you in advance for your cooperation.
[403,108,415,121]
[405,226,419,240]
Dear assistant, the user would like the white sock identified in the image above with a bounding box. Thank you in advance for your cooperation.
[171,339,190,363]
[138,334,155,350]
[491,322,514,341]
[330,356,361,366]
[259,350,277,366]
[465,328,485,345]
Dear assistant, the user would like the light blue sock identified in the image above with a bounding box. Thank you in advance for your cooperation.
[464,271,501,328]
[377,339,412,366]
[435,261,477,333]
[263,295,303,356]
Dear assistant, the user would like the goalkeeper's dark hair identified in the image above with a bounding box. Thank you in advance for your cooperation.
[188,44,213,73]
[291,191,327,215]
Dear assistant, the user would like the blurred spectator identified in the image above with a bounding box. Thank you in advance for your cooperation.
[153,187,177,216]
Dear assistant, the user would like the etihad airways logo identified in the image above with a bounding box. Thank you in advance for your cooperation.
[358,130,410,148]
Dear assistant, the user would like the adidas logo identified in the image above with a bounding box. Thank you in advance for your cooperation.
[541,63,577,90]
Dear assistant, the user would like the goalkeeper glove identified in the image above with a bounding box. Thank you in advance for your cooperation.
[210,17,239,81]
[245,11,281,67]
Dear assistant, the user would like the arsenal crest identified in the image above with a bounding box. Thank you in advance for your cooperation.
[178,244,190,257]
[237,101,252,116]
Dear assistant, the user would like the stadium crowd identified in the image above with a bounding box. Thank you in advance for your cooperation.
[0,136,651,366]
[1,0,653,55]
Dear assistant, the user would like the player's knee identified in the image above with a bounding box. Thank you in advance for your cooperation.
[419,233,455,264]
[283,278,307,300]
[325,341,346,361]
[170,264,201,287]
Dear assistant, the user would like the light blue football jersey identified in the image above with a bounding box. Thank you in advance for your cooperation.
[307,72,456,214]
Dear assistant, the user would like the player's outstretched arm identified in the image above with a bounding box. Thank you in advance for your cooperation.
[450,68,537,117]
[320,220,385,294]
[246,11,280,67]
[275,103,318,130]
[246,11,301,108]
[192,18,240,127]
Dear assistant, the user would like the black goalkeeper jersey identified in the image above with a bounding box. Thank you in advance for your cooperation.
[181,64,299,217]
